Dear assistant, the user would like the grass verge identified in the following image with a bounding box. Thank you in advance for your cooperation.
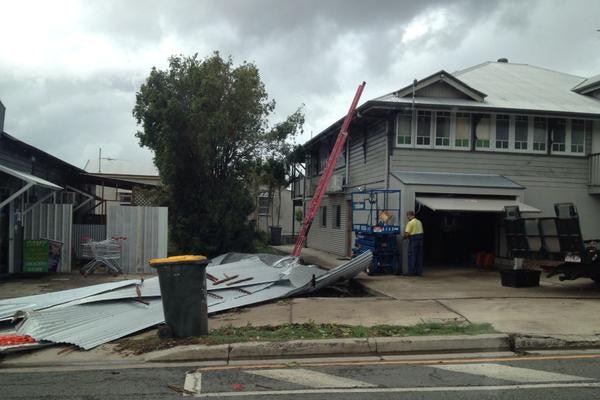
[116,321,496,355]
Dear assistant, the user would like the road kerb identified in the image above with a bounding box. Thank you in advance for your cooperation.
[144,334,512,362]
[228,338,376,360]
[144,344,229,362]
[513,334,600,351]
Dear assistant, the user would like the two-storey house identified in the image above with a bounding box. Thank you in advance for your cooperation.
[297,59,600,266]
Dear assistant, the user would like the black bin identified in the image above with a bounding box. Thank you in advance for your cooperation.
[500,269,541,288]
[270,226,282,245]
[149,255,209,337]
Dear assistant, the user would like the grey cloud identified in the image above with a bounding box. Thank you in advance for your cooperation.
[1,0,598,168]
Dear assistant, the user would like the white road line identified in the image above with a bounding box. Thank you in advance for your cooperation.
[196,382,600,397]
[246,368,376,388]
[183,372,202,397]
[431,363,593,383]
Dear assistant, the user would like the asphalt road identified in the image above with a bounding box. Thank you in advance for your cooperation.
[2,354,600,399]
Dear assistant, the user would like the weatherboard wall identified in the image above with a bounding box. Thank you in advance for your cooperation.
[390,148,600,239]
[304,121,388,256]
[306,194,348,257]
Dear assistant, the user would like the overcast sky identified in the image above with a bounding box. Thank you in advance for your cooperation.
[1,0,599,173]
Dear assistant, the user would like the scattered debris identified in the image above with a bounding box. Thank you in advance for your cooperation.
[1,251,373,351]
[167,383,196,395]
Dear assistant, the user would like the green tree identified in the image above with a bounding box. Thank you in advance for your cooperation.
[133,53,303,256]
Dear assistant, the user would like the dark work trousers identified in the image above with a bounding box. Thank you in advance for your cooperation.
[407,234,424,276]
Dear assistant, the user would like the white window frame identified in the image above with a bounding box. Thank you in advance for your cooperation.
[415,110,433,148]
[474,113,492,150]
[494,114,510,151]
[549,118,567,154]
[395,111,413,148]
[570,119,586,155]
[434,111,452,148]
[532,116,548,153]
[453,112,470,149]
[513,115,529,152]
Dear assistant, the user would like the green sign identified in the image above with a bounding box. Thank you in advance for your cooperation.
[23,240,49,273]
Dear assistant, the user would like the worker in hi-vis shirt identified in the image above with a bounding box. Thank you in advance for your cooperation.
[404,210,424,276]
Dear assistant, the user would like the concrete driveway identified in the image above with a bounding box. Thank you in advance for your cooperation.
[274,245,600,337]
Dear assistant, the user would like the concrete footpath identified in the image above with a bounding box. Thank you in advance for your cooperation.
[2,246,600,366]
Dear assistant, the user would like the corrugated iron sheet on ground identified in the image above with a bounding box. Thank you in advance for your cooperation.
[13,251,373,350]
[0,280,140,320]
[17,300,165,350]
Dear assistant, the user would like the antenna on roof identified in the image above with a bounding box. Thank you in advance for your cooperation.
[411,79,417,110]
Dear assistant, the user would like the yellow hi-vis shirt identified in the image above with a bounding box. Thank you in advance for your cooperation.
[405,218,424,236]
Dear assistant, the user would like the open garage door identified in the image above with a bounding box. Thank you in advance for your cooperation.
[415,196,540,267]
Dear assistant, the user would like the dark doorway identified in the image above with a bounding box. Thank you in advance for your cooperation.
[417,206,497,266]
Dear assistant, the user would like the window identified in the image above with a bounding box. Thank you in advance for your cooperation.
[474,114,491,148]
[495,114,509,149]
[435,112,450,146]
[571,119,585,153]
[318,144,329,173]
[118,192,132,203]
[515,116,528,150]
[550,118,566,152]
[320,206,327,227]
[334,205,341,229]
[455,113,470,148]
[396,111,412,146]
[533,117,547,151]
[258,192,269,214]
[416,111,431,146]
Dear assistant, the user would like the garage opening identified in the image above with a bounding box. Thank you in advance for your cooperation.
[415,195,540,266]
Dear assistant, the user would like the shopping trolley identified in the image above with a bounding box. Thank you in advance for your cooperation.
[80,237,126,276]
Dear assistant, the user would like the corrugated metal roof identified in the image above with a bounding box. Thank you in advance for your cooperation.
[572,73,600,93]
[392,171,523,189]
[0,162,63,190]
[0,280,140,320]
[416,196,541,213]
[375,62,600,116]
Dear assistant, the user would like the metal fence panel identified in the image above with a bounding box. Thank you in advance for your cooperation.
[72,224,107,259]
[23,204,73,272]
[106,206,168,274]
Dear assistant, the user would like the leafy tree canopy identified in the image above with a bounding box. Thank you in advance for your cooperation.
[133,52,303,256]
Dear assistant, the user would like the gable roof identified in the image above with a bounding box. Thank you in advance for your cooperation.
[375,61,600,116]
[572,73,600,94]
[393,70,487,102]
[304,61,600,149]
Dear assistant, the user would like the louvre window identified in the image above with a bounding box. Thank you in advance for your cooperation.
[455,113,470,148]
[514,116,528,150]
[416,111,432,145]
[435,112,450,147]
[533,117,547,151]
[495,114,509,149]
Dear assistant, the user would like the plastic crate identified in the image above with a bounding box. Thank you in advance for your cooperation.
[500,269,541,288]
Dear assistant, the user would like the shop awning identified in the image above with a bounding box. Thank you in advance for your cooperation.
[0,163,62,210]
[0,163,62,190]
[416,196,541,213]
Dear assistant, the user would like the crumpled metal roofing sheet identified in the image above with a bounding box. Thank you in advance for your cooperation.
[206,258,283,289]
[13,252,373,350]
[310,251,373,292]
[17,300,165,350]
[0,280,140,320]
